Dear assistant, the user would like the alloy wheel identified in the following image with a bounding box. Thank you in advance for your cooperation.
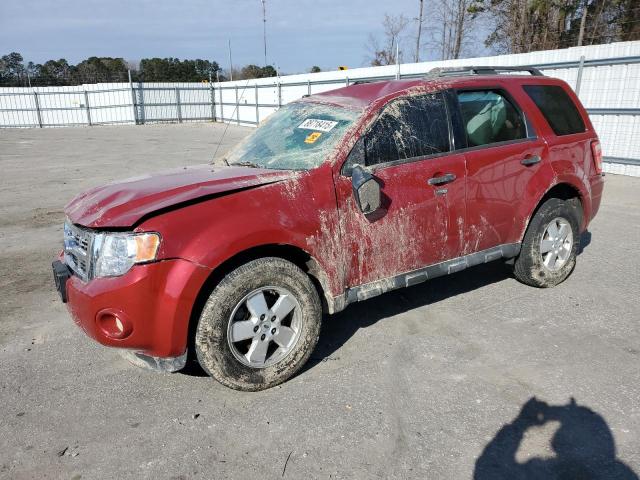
[226,286,302,368]
[539,217,573,271]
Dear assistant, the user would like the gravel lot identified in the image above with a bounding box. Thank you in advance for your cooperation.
[1,123,638,479]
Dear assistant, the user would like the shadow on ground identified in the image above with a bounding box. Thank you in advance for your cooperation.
[474,397,638,479]
[181,259,513,377]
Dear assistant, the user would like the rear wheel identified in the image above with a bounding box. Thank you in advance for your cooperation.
[195,257,321,391]
[514,198,580,288]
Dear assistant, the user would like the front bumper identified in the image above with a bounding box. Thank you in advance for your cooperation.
[55,255,211,360]
[52,260,72,303]
[119,349,187,373]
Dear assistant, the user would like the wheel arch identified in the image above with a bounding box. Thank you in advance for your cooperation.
[520,182,585,242]
[185,244,332,361]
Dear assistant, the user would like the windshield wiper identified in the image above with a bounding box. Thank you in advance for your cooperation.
[231,161,260,168]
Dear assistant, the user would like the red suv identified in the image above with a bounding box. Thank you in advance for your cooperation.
[53,67,604,390]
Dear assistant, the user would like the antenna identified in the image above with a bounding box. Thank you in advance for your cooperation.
[211,79,253,164]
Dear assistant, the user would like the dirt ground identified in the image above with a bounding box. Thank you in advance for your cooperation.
[0,123,638,479]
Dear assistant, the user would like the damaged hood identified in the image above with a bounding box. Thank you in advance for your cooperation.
[65,164,294,228]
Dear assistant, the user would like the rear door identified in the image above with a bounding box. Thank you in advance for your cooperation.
[334,92,467,287]
[451,87,547,254]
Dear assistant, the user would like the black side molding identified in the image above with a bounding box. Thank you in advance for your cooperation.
[338,243,521,308]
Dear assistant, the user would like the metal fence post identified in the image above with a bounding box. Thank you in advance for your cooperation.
[209,73,216,122]
[83,90,92,126]
[235,85,240,125]
[33,91,43,128]
[137,81,146,125]
[175,87,182,123]
[219,83,224,123]
[277,82,282,108]
[128,70,138,125]
[346,76,349,86]
[255,84,259,124]
[307,80,311,96]
[575,55,586,96]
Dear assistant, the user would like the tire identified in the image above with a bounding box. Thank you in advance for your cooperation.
[195,257,321,391]
[514,198,581,288]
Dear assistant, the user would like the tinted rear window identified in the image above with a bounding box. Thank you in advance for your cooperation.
[523,85,586,136]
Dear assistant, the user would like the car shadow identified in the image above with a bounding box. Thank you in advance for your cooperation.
[474,397,638,479]
[305,229,592,370]
[578,230,592,255]
[304,259,512,370]
[182,230,592,378]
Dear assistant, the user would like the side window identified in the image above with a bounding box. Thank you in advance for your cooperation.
[523,85,586,136]
[457,90,527,147]
[363,93,450,167]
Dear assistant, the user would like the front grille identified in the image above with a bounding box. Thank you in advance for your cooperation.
[63,221,95,282]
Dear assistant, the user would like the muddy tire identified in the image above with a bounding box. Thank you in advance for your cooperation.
[195,257,321,391]
[514,198,580,288]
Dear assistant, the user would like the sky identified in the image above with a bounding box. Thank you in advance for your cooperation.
[0,0,491,74]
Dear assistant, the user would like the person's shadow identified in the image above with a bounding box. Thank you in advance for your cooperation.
[474,397,638,480]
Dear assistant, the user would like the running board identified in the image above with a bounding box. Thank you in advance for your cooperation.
[330,243,521,312]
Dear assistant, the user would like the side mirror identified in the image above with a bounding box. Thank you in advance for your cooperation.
[351,164,381,214]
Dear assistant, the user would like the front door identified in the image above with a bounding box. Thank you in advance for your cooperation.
[334,92,467,288]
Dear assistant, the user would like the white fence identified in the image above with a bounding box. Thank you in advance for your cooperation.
[2,41,639,176]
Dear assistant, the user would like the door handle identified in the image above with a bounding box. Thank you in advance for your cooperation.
[428,173,456,186]
[521,155,541,166]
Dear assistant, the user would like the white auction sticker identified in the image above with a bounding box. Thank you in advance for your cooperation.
[298,118,338,132]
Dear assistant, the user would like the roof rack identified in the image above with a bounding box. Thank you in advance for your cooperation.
[426,66,544,78]
[351,79,376,85]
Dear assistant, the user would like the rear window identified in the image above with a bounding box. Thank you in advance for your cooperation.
[523,85,586,136]
[457,90,527,147]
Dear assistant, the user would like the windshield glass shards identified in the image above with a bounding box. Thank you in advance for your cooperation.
[225,101,361,171]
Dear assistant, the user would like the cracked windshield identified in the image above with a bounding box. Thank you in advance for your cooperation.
[224,101,361,170]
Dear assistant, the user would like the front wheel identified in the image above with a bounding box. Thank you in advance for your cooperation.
[514,198,580,288]
[195,257,321,391]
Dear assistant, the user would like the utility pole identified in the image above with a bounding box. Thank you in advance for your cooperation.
[228,39,234,81]
[415,0,424,63]
[261,0,268,66]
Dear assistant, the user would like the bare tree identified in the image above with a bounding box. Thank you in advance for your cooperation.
[475,0,631,54]
[428,0,480,60]
[576,3,588,46]
[366,14,410,66]
[415,0,425,62]
[480,0,569,53]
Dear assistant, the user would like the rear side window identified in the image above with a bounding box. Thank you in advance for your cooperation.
[364,93,450,166]
[457,90,527,147]
[523,85,586,136]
